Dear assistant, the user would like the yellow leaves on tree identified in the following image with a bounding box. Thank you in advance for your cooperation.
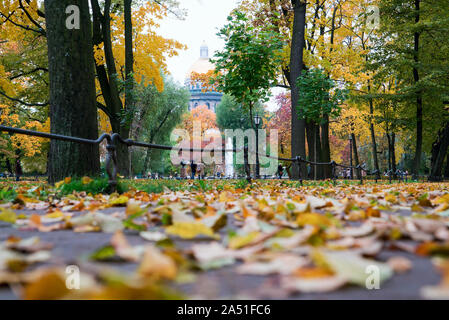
[93,2,186,94]
[181,105,218,139]
[189,70,220,93]
[0,104,49,158]
[0,1,42,42]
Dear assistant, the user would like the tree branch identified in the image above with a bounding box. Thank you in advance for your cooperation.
[275,83,291,89]
[9,67,48,80]
[0,11,45,36]
[96,101,114,120]
[24,0,45,18]
[151,0,185,20]
[18,0,46,36]
[0,90,48,107]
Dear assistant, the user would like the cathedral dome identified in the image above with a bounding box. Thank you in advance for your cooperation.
[185,41,222,113]
[186,41,215,76]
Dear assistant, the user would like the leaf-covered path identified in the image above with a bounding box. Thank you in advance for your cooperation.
[0,179,448,299]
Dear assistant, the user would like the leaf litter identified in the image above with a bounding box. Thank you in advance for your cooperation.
[0,179,449,299]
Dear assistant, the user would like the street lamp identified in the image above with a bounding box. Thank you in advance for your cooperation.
[253,114,262,179]
[349,134,353,180]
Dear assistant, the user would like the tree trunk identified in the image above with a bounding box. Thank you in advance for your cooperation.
[386,133,392,171]
[319,3,334,180]
[429,122,449,181]
[110,118,130,177]
[45,0,100,183]
[306,121,315,179]
[320,115,331,179]
[290,0,307,178]
[143,148,152,175]
[367,81,380,178]
[143,133,155,174]
[444,152,449,179]
[90,0,129,177]
[351,133,360,179]
[6,158,12,175]
[124,0,134,177]
[391,132,397,174]
[412,0,422,178]
[314,123,322,179]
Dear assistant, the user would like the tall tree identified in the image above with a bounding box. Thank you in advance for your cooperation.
[216,94,264,131]
[370,0,449,177]
[212,11,283,128]
[130,78,189,174]
[296,68,347,178]
[289,0,307,177]
[91,0,184,176]
[44,0,100,182]
[411,0,422,177]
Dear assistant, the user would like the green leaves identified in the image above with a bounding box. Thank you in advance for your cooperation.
[212,11,284,112]
[296,68,347,124]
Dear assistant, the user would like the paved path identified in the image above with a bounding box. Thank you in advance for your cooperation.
[0,207,441,300]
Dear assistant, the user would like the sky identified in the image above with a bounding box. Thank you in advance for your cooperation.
[157,0,285,111]
[158,0,238,85]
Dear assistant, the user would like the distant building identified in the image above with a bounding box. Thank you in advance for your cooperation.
[185,42,223,112]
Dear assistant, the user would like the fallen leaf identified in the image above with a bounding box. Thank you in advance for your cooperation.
[387,256,412,273]
[166,222,217,240]
[138,246,177,280]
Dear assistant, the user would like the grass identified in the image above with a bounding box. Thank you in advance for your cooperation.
[0,177,432,204]
[58,177,128,195]
[126,179,184,194]
[0,187,17,202]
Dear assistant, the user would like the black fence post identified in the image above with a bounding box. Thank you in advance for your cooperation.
[295,156,303,185]
[244,146,251,183]
[331,161,337,185]
[105,139,118,193]
[357,165,363,185]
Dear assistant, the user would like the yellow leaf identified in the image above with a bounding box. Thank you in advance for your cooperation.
[138,246,177,280]
[296,213,332,228]
[109,196,129,207]
[385,194,397,204]
[23,269,69,300]
[44,210,64,219]
[55,180,64,189]
[0,208,16,224]
[16,194,39,203]
[64,177,72,184]
[219,191,229,202]
[228,232,259,249]
[365,207,380,217]
[125,202,143,216]
[435,194,449,205]
[81,176,93,185]
[165,222,217,240]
